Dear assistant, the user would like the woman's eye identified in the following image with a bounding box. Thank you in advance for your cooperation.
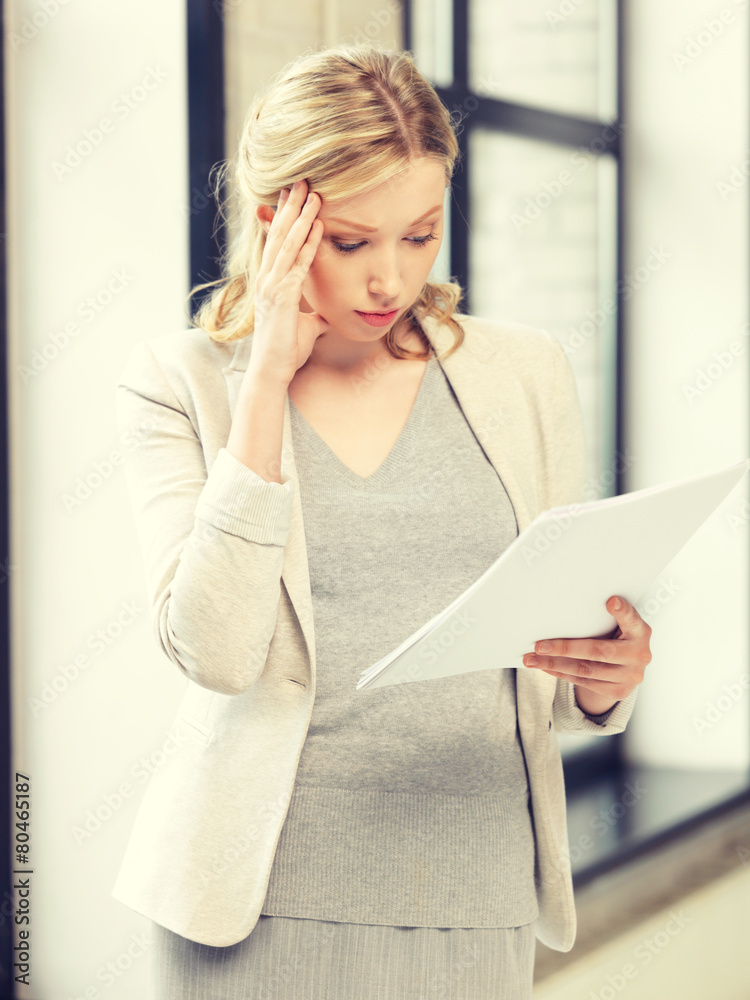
[331,231,439,255]
[331,241,365,254]
[408,232,439,248]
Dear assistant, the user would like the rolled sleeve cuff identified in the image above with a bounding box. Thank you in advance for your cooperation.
[582,703,618,724]
[554,681,639,735]
[193,446,294,545]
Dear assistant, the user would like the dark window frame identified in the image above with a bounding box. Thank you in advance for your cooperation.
[186,0,227,314]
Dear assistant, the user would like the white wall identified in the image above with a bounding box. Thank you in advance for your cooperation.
[622,0,749,771]
[6,1,189,996]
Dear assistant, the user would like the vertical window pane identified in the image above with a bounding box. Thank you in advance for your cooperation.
[469,129,618,498]
[469,0,617,120]
[411,0,454,87]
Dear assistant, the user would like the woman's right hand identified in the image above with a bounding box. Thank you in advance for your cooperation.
[249,178,329,387]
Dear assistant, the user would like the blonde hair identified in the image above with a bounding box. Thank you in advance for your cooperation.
[187,42,465,361]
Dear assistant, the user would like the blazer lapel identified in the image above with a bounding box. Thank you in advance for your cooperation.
[420,312,536,531]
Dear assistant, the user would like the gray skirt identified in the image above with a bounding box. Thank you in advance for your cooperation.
[149,915,537,1000]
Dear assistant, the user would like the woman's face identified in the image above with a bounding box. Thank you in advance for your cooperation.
[299,156,448,343]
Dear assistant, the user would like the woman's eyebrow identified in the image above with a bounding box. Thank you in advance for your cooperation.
[322,204,443,232]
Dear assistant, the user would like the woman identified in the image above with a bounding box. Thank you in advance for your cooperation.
[112,42,650,1000]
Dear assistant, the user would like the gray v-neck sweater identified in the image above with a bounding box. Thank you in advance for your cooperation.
[259,353,540,928]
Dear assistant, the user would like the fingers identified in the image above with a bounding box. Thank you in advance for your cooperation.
[525,595,652,669]
[523,629,650,687]
[263,180,322,285]
[272,187,290,215]
[524,651,621,678]
[522,649,633,700]
[290,215,324,280]
[521,596,652,704]
[528,635,624,667]
[534,664,631,702]
[606,594,652,642]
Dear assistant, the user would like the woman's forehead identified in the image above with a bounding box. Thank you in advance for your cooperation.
[319,159,448,215]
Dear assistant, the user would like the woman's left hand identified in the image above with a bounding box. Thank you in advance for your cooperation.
[522,595,652,715]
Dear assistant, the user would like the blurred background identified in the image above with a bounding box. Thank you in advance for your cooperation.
[1,0,749,997]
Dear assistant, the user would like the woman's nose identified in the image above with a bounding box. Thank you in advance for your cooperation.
[367,253,403,299]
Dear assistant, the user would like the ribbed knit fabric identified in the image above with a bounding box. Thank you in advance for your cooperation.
[260,354,540,928]
[149,917,537,1000]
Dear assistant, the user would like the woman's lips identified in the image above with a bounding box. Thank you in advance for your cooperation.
[355,309,399,327]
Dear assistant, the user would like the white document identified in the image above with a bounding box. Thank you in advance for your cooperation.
[356,457,750,691]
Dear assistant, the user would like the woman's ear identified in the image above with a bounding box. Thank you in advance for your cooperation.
[256,203,275,234]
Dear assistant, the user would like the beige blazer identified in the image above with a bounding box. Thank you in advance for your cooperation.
[111,310,638,950]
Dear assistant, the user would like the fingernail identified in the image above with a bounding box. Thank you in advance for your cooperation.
[537,641,551,652]
[613,597,622,610]
[526,655,539,666]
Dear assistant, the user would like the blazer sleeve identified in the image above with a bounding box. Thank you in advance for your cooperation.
[542,333,641,736]
[116,340,294,696]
